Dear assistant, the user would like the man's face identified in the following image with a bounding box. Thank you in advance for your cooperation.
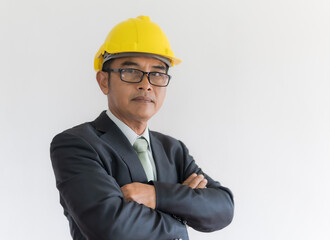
[98,56,168,125]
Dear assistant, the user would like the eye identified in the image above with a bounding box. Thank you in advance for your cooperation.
[151,72,163,77]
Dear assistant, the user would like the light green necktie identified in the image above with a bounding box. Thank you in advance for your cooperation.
[133,138,154,181]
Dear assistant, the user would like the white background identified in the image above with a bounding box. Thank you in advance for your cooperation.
[1,0,329,239]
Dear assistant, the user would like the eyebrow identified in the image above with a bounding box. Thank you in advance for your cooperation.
[152,65,167,71]
[120,61,139,67]
[120,61,167,71]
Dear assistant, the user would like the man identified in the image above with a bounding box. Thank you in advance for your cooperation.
[50,15,234,240]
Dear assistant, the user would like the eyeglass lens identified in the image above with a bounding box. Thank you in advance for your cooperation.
[120,69,169,86]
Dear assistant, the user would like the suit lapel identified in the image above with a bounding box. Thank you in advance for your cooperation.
[92,111,148,183]
[150,132,175,183]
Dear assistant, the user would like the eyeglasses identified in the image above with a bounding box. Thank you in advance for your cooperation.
[107,68,171,87]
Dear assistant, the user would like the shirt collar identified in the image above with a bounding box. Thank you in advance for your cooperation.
[106,109,151,147]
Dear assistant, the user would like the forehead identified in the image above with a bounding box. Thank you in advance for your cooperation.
[111,56,167,69]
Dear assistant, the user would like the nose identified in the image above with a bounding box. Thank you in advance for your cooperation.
[138,73,152,91]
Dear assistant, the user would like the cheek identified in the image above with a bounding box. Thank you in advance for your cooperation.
[156,89,167,107]
[108,83,130,105]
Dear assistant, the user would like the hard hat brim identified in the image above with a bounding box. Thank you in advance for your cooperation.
[94,50,182,71]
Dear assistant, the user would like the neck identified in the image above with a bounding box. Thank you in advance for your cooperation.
[125,121,147,135]
[110,110,148,135]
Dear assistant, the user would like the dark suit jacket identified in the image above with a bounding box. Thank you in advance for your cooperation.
[50,111,234,240]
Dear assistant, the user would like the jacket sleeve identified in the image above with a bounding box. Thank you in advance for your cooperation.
[153,141,234,232]
[50,132,187,240]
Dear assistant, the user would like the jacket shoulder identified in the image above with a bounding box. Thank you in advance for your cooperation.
[51,121,98,144]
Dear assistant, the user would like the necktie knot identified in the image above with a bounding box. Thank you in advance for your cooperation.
[133,138,148,153]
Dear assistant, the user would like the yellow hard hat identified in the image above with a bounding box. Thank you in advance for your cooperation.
[94,15,181,71]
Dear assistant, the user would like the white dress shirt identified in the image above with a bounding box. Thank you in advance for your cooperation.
[106,109,157,180]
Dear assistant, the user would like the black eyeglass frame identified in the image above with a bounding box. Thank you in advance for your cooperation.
[106,68,171,87]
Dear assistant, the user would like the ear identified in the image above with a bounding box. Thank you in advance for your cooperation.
[96,71,109,95]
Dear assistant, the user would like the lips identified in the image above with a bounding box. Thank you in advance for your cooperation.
[132,96,155,103]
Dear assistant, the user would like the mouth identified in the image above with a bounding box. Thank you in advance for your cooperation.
[131,96,155,103]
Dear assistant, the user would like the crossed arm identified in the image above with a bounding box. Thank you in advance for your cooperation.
[121,173,208,209]
[51,132,234,239]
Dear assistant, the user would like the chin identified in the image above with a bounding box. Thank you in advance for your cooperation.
[133,111,155,122]
[132,107,156,117]
[137,114,153,122]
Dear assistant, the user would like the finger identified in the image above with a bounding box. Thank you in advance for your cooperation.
[182,173,197,185]
[188,174,205,189]
[182,173,197,186]
[196,178,208,189]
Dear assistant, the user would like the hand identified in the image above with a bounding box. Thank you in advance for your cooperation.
[121,183,156,209]
[182,173,208,189]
